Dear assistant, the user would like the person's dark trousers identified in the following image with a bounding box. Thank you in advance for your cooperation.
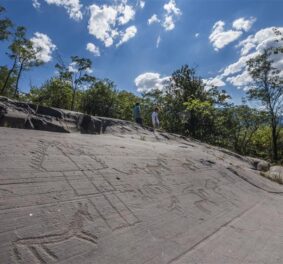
[135,118,143,125]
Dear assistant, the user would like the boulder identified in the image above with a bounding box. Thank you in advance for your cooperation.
[267,166,283,183]
[247,157,270,172]
[78,114,102,134]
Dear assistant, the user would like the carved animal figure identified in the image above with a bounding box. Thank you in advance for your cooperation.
[13,203,97,263]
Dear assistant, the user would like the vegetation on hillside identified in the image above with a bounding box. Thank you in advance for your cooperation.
[0,5,282,163]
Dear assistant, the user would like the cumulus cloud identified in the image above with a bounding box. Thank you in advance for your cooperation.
[139,0,145,9]
[221,27,283,89]
[88,2,136,47]
[209,17,256,51]
[209,21,242,51]
[203,76,226,90]
[195,33,200,38]
[116,25,137,47]
[163,0,181,16]
[148,14,160,25]
[68,61,92,74]
[32,0,41,9]
[116,3,135,25]
[30,32,56,63]
[135,72,170,93]
[232,17,256,32]
[44,0,83,21]
[226,71,253,89]
[163,15,175,31]
[162,0,182,31]
[86,43,100,56]
[148,0,181,32]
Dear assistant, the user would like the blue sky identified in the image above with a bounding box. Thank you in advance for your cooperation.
[1,0,283,104]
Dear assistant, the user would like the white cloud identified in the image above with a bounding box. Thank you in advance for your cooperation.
[32,0,41,9]
[164,0,181,16]
[209,17,256,51]
[156,35,161,48]
[221,27,283,89]
[162,0,181,31]
[135,72,170,93]
[203,76,226,90]
[88,4,117,47]
[30,32,56,63]
[226,71,253,88]
[116,25,137,47]
[195,33,200,38]
[163,15,175,31]
[116,3,135,25]
[148,0,181,32]
[88,2,136,47]
[148,14,160,25]
[44,0,83,21]
[233,17,256,32]
[236,35,256,56]
[68,61,78,73]
[68,61,93,74]
[221,52,259,77]
[139,0,145,9]
[209,21,242,51]
[86,43,100,56]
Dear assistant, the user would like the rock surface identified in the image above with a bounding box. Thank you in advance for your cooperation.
[247,157,270,172]
[0,96,160,137]
[1,125,283,264]
[264,166,283,184]
[1,97,283,263]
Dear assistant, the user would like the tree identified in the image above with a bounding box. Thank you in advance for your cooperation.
[247,48,283,161]
[1,26,43,96]
[224,106,267,154]
[80,80,117,117]
[115,90,139,121]
[0,5,12,41]
[0,66,16,97]
[29,78,73,109]
[55,56,95,111]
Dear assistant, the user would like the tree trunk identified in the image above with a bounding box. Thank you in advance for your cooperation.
[14,62,24,98]
[271,118,278,162]
[1,58,17,95]
[71,89,76,111]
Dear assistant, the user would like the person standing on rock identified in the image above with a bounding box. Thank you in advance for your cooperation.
[152,107,160,129]
[133,102,143,125]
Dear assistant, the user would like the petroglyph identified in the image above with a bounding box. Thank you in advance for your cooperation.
[89,192,140,231]
[13,203,97,263]
[30,140,49,171]
[1,124,283,264]
[142,183,172,198]
[168,195,186,217]
[182,185,217,214]
[181,158,199,171]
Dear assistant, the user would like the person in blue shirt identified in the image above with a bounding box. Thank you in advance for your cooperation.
[133,102,143,125]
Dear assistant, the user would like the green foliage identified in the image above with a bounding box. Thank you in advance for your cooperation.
[115,90,138,121]
[183,98,214,139]
[55,56,96,111]
[0,5,12,41]
[29,78,73,109]
[80,80,117,117]
[0,66,16,97]
[1,26,44,97]
[246,46,283,161]
[145,65,230,137]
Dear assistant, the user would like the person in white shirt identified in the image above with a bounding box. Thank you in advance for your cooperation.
[151,108,160,129]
